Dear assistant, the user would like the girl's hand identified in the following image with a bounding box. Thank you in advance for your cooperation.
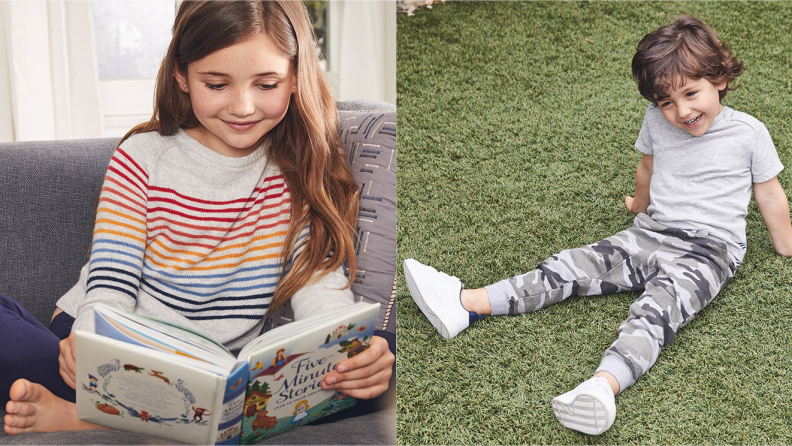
[321,335,394,399]
[58,332,77,389]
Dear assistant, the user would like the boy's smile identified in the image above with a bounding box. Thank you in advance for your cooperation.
[656,77,727,137]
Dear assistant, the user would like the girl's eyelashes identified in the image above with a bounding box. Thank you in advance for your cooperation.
[686,91,697,97]
[203,83,278,91]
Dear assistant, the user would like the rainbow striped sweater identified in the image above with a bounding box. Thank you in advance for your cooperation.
[57,129,352,350]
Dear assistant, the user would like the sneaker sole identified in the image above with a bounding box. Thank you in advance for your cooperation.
[403,260,452,339]
[552,394,611,436]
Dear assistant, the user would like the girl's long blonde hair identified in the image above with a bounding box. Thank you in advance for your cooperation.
[120,1,359,318]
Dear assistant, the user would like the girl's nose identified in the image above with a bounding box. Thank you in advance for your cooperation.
[229,89,255,117]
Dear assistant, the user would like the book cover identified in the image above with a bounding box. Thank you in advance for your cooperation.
[238,304,377,444]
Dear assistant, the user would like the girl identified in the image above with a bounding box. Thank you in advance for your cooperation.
[2,1,394,435]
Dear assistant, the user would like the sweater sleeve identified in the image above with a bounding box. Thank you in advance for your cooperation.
[290,265,354,321]
[71,144,150,332]
[55,263,89,317]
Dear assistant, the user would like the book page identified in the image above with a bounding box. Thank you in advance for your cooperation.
[75,331,226,445]
[95,305,235,369]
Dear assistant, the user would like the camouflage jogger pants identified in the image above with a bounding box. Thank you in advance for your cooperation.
[484,213,736,393]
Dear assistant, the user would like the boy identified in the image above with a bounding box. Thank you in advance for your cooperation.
[404,15,792,435]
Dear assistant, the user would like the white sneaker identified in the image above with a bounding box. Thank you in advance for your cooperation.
[403,258,470,339]
[552,377,616,435]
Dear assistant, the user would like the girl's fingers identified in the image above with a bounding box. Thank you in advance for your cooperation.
[325,367,391,393]
[327,351,393,384]
[64,349,76,376]
[59,367,76,389]
[336,337,388,373]
[66,355,76,375]
[58,346,77,389]
[68,332,77,361]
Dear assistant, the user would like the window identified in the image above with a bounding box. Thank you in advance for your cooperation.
[92,0,176,137]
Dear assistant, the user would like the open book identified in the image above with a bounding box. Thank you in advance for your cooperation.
[75,302,379,445]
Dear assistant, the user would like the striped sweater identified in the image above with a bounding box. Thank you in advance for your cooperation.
[57,129,352,351]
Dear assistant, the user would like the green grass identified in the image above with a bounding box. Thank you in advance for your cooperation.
[396,2,792,444]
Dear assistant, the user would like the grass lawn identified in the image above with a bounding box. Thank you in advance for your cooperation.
[396,2,792,444]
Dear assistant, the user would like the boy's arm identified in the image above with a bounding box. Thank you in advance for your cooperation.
[753,176,792,257]
[625,154,653,213]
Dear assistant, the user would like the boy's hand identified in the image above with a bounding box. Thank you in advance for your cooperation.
[321,335,394,399]
[625,196,636,213]
[625,195,648,213]
[58,332,77,389]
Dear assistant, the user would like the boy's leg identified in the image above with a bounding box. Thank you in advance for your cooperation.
[405,218,665,339]
[595,234,734,394]
[484,226,662,316]
[0,293,76,407]
[551,230,732,436]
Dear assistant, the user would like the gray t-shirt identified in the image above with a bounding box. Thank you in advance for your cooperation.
[635,103,783,265]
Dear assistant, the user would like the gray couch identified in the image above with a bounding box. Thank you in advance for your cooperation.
[0,100,396,445]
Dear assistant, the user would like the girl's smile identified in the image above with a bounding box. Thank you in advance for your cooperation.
[175,33,295,158]
[222,119,261,132]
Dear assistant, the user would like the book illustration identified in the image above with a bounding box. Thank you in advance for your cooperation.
[250,349,308,380]
[88,374,99,390]
[290,400,309,424]
[191,406,213,422]
[80,358,211,427]
[94,401,124,417]
[252,410,277,431]
[320,323,371,357]
[239,322,372,444]
[239,389,355,444]
[320,324,371,358]
[149,370,171,385]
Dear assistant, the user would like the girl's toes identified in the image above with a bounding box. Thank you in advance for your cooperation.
[5,413,33,428]
[4,424,29,435]
[7,401,36,417]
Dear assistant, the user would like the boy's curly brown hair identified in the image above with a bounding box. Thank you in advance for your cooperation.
[632,15,743,102]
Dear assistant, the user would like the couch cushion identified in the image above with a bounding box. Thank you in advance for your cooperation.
[341,108,397,333]
[271,105,397,333]
[0,139,116,325]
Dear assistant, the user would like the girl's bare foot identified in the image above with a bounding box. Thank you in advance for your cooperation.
[4,379,103,434]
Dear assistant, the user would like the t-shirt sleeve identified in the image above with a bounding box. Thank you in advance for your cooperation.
[635,104,655,155]
[751,124,784,184]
